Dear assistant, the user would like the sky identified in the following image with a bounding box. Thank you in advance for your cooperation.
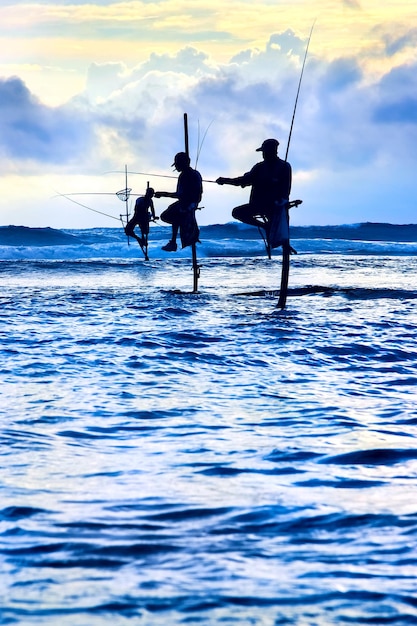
[1,0,417,229]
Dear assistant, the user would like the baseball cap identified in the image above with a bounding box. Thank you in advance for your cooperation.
[256,138,279,152]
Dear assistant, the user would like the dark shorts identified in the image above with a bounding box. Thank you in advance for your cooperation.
[125,214,150,236]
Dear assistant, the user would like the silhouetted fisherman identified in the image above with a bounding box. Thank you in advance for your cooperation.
[124,186,156,246]
[216,138,293,247]
[155,152,203,252]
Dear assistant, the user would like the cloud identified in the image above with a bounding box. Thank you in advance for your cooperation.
[371,62,417,133]
[374,97,417,124]
[0,76,94,167]
[2,29,416,178]
[341,0,361,8]
[0,1,229,45]
[266,29,309,57]
[380,27,417,56]
[1,22,417,227]
[85,47,215,101]
[320,57,362,92]
[95,33,312,172]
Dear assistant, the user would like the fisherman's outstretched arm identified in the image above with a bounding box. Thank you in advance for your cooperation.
[154,191,178,199]
[216,176,249,187]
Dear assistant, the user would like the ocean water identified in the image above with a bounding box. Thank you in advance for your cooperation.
[1,224,417,625]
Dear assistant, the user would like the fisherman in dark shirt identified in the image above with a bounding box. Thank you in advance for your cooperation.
[216,139,293,242]
[155,152,203,252]
[124,186,156,246]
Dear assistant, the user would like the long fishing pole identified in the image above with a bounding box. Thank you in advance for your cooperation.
[184,112,190,159]
[285,20,315,162]
[278,21,315,310]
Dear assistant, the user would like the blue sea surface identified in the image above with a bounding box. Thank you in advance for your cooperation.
[1,224,417,625]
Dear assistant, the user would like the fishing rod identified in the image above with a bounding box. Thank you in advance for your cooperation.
[184,112,190,158]
[278,22,314,311]
[285,20,315,162]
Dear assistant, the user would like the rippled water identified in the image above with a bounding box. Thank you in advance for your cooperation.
[1,253,417,625]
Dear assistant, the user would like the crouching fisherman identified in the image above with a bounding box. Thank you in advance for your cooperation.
[124,186,157,258]
[216,138,301,249]
[155,152,203,252]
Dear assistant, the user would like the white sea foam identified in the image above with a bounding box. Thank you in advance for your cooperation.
[1,223,417,260]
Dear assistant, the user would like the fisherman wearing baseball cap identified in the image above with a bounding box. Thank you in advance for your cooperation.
[256,138,280,152]
[155,152,203,252]
[216,138,292,245]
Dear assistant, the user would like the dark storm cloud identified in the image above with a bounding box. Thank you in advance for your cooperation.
[372,63,417,124]
[0,77,93,163]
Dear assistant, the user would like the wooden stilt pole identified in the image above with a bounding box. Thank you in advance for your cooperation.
[277,239,290,309]
[192,242,199,293]
[184,112,200,293]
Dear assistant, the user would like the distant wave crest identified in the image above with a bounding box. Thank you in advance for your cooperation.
[1,222,417,260]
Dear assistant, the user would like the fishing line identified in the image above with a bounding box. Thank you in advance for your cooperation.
[195,119,214,169]
[55,191,121,221]
[197,120,201,168]
[105,170,217,184]
[56,192,132,196]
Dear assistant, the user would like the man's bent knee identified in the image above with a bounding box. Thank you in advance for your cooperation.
[232,205,246,221]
